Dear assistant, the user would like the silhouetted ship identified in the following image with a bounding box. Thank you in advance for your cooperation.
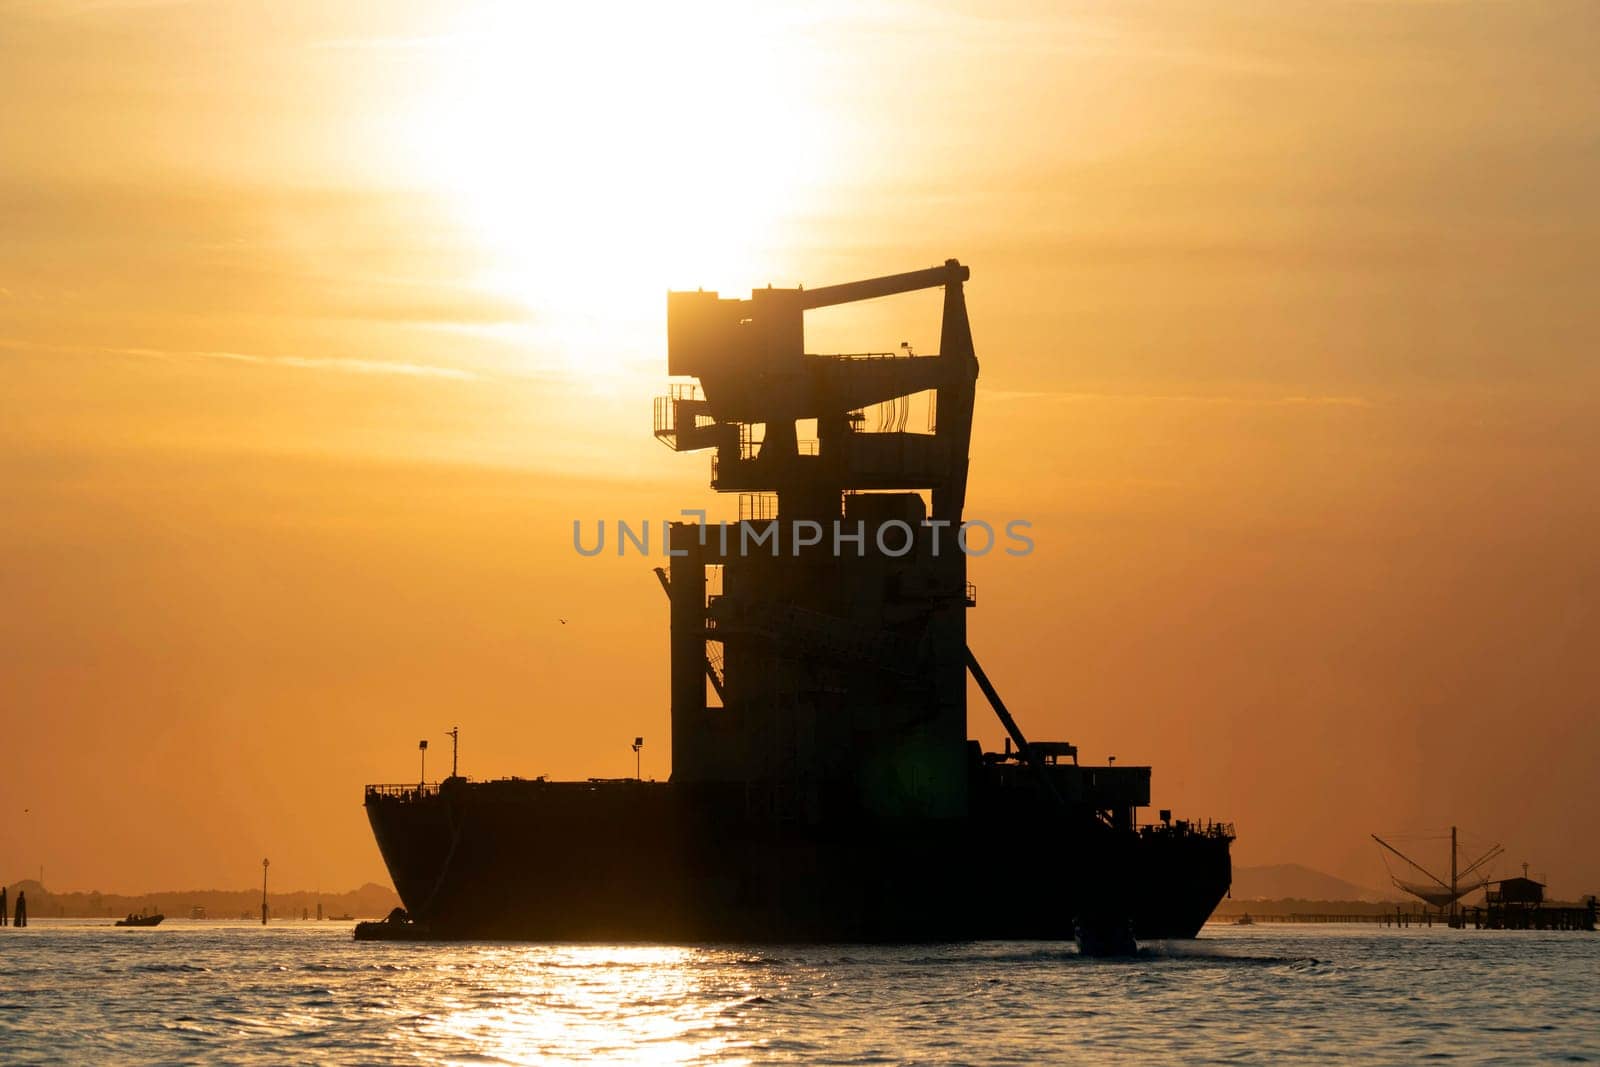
[361,261,1233,945]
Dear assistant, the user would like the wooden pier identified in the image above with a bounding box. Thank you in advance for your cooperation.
[1460,899,1596,931]
[1217,897,1595,931]
[1221,911,1456,927]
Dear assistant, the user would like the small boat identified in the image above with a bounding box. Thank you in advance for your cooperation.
[115,912,165,927]
[1234,913,1254,925]
[326,913,355,922]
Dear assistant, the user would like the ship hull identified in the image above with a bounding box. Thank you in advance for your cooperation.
[363,779,1231,942]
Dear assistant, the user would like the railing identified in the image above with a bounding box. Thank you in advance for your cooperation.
[365,783,440,800]
[654,383,707,448]
[965,580,977,606]
[1140,817,1235,840]
[739,493,779,521]
[651,395,674,445]
[738,422,763,460]
[811,351,929,361]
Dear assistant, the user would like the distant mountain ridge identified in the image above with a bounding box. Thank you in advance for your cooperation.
[1231,864,1393,903]
[5,868,1397,915]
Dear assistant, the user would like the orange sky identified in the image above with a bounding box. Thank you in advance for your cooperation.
[2,0,1597,897]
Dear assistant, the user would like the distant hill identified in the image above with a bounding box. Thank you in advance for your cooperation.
[1232,864,1393,903]
[0,879,400,920]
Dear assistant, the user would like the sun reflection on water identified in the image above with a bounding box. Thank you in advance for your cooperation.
[411,946,757,1066]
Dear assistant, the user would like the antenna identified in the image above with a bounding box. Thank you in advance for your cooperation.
[447,726,460,779]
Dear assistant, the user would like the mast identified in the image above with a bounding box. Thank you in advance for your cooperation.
[1451,825,1458,903]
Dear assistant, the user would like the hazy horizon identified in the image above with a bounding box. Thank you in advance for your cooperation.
[0,860,1524,906]
[2,0,1597,899]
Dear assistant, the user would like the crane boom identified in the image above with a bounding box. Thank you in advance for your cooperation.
[1371,833,1453,891]
[1457,843,1505,882]
[797,260,969,310]
[964,647,1064,807]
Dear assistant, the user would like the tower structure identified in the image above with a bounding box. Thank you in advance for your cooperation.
[654,260,979,823]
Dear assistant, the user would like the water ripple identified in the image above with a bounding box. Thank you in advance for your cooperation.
[0,922,1595,1064]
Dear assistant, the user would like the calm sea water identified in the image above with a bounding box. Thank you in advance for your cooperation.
[0,920,1595,1064]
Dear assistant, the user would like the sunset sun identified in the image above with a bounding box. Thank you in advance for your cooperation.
[404,2,831,376]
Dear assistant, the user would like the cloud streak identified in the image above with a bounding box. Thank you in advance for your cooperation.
[985,389,1376,408]
[0,338,481,381]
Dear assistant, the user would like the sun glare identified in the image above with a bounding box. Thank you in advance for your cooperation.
[408,2,832,378]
